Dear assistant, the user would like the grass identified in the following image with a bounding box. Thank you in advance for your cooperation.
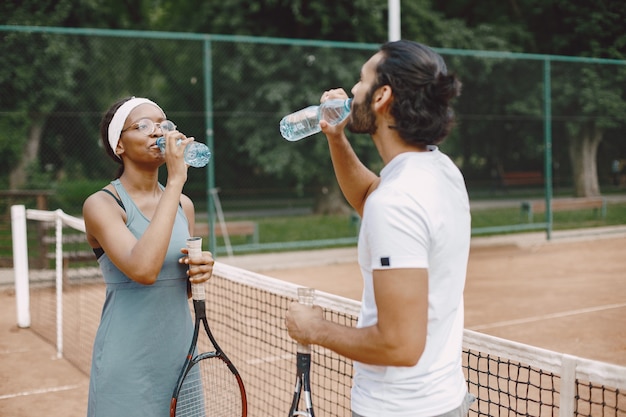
[210,202,626,254]
[212,213,360,249]
[471,207,524,229]
[472,202,626,230]
[2,202,625,262]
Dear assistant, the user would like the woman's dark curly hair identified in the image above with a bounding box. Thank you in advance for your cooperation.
[374,40,462,146]
[100,96,133,179]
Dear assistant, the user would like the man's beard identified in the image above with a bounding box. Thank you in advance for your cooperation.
[347,90,377,135]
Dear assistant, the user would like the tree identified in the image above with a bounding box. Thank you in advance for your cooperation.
[155,0,389,43]
[433,0,626,196]
[9,0,625,203]
[0,1,85,188]
[149,1,388,213]
[150,0,468,213]
[0,0,209,191]
[2,0,492,212]
[0,0,113,189]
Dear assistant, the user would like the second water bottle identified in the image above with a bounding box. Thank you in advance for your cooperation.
[280,98,352,142]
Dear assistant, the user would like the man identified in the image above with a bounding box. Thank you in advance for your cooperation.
[285,40,474,417]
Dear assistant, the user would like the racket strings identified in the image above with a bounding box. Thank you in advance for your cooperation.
[175,357,244,417]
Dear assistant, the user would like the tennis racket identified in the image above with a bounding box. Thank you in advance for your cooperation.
[288,287,316,417]
[170,237,247,417]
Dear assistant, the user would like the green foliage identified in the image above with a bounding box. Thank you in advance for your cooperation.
[0,0,103,188]
[213,42,375,192]
[433,0,626,59]
[434,0,626,196]
[0,115,29,183]
[1,1,625,202]
[50,180,104,215]
[154,0,389,43]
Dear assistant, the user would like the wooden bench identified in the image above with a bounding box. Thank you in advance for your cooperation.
[520,197,607,222]
[0,189,53,211]
[194,221,259,244]
[501,171,544,187]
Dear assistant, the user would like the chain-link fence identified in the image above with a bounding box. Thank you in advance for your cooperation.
[1,25,626,258]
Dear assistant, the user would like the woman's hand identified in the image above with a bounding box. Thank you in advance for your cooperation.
[179,248,215,284]
[161,128,193,185]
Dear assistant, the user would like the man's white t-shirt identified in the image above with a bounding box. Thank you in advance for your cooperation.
[352,147,471,417]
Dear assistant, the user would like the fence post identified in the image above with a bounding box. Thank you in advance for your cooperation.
[11,204,30,328]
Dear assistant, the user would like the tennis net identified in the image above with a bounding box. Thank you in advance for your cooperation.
[12,206,626,416]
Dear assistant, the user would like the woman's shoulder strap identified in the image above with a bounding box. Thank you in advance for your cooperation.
[99,188,125,211]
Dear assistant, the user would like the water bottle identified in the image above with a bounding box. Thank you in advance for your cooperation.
[280,98,352,142]
[155,123,211,168]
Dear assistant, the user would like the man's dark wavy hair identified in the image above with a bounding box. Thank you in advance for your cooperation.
[374,40,462,146]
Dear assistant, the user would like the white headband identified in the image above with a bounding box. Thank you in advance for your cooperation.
[107,97,163,159]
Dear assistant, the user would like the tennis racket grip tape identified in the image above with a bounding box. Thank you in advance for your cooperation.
[186,237,205,301]
[297,288,315,354]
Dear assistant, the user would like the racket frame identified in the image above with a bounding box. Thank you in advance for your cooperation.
[288,351,314,417]
[170,237,247,417]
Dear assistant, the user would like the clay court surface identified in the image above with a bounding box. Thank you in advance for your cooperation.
[1,228,625,416]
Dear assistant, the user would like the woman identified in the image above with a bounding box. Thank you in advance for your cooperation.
[83,97,214,416]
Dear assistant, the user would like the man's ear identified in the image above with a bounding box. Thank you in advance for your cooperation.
[372,85,393,113]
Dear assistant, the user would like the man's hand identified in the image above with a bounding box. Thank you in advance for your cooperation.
[285,302,325,346]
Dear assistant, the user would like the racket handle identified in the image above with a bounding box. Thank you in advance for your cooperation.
[186,237,205,301]
[297,287,315,354]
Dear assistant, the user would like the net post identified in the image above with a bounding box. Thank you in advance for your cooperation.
[11,204,31,328]
[559,354,577,417]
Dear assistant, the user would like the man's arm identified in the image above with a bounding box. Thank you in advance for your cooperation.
[323,129,380,216]
[286,268,428,366]
[318,88,379,216]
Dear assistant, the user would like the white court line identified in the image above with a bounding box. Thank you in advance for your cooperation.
[0,348,33,355]
[469,302,626,331]
[0,384,82,401]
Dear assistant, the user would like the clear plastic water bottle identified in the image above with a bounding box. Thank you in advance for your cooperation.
[280,98,352,142]
[156,123,211,168]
